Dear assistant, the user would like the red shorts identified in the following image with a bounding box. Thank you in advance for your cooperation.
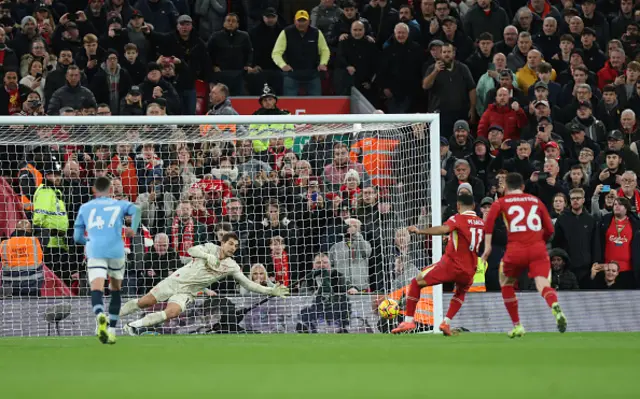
[420,260,475,293]
[501,244,551,279]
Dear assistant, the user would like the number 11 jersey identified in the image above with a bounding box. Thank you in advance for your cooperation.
[75,197,136,259]
[443,211,485,274]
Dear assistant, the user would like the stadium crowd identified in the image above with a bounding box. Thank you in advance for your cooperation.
[0,0,639,306]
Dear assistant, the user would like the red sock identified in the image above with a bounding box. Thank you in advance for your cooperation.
[501,285,520,325]
[541,287,558,308]
[445,291,465,320]
[405,278,421,318]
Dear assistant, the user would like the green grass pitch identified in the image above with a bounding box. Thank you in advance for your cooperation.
[2,333,639,399]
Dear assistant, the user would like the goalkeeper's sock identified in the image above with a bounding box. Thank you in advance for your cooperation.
[108,290,122,328]
[501,285,520,325]
[445,292,465,321]
[120,299,141,316]
[541,286,558,309]
[130,311,167,328]
[91,290,104,315]
[404,278,421,322]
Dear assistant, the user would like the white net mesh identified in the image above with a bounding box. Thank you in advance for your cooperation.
[0,115,440,336]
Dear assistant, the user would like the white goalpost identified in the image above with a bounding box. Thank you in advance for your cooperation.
[0,113,442,336]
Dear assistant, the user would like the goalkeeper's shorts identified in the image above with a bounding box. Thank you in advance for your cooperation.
[150,278,194,312]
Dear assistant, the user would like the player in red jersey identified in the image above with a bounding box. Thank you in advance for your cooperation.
[392,193,484,336]
[481,172,568,337]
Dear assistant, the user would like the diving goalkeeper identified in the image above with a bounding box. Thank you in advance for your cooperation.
[120,233,288,334]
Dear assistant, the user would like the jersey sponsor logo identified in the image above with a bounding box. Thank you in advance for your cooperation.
[608,235,629,245]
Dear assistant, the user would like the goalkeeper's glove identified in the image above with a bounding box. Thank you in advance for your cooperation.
[269,284,289,298]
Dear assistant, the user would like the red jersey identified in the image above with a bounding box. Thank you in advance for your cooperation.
[443,211,485,271]
[485,193,554,246]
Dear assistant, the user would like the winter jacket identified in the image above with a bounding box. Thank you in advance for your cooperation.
[207,28,253,71]
[138,77,181,115]
[515,63,556,93]
[329,234,372,291]
[377,38,424,100]
[463,2,509,44]
[336,36,379,87]
[47,83,96,115]
[533,248,579,290]
[596,61,623,91]
[465,49,493,84]
[477,103,528,140]
[565,116,607,149]
[327,13,373,47]
[475,70,518,115]
[44,64,88,103]
[249,20,283,71]
[552,210,600,282]
[311,3,343,36]
[533,32,559,61]
[362,2,399,46]
[134,0,178,34]
[194,0,226,41]
[90,64,133,114]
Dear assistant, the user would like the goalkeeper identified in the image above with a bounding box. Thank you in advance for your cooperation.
[120,233,288,334]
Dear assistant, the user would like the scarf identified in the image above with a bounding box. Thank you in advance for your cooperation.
[171,217,194,257]
[272,251,290,287]
[618,188,640,214]
[102,63,121,111]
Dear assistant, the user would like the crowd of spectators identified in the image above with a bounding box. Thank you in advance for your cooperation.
[0,0,639,302]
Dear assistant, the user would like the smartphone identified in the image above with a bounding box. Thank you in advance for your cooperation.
[488,63,496,71]
[602,185,611,193]
[538,125,546,132]
[538,172,550,180]
[35,72,42,79]
[311,192,318,202]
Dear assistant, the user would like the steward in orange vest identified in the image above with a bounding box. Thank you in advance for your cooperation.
[1,219,44,296]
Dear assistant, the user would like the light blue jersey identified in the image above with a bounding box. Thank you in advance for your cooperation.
[74,197,137,259]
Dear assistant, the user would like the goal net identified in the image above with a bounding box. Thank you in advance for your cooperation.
[0,114,442,336]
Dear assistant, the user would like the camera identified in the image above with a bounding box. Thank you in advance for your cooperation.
[537,172,550,180]
[67,13,76,22]
[28,100,42,108]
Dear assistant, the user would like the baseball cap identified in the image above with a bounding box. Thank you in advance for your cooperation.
[545,141,560,150]
[295,10,310,20]
[578,100,592,109]
[129,85,141,95]
[177,15,192,24]
[571,48,584,59]
[538,115,552,123]
[457,182,473,195]
[454,120,470,132]
[499,70,512,78]
[488,124,504,133]
[440,137,449,146]
[569,122,584,132]
[428,39,444,50]
[107,16,123,25]
[563,7,580,17]
[480,197,494,207]
[608,130,624,141]
[583,0,596,4]
[605,149,620,156]
[534,100,549,108]
[147,62,162,72]
[442,16,457,24]
[131,10,144,19]
[582,27,596,37]
[533,81,548,91]
[65,21,78,30]
[263,7,277,16]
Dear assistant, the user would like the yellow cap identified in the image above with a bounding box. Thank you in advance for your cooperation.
[295,10,310,20]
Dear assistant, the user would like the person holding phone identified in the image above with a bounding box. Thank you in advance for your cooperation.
[20,59,46,103]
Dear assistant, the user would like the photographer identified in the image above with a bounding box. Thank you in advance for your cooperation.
[51,12,97,56]
[590,262,624,289]
[19,59,45,104]
[75,33,104,82]
[17,91,46,116]
[591,149,626,191]
[99,16,131,60]
[526,158,568,210]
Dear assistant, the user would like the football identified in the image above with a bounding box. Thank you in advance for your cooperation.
[378,298,400,319]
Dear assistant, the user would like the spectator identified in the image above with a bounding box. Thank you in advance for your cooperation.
[544,248,579,291]
[597,48,626,90]
[323,143,369,193]
[47,65,96,115]
[590,261,624,289]
[362,0,398,46]
[327,0,372,48]
[167,201,208,261]
[610,0,635,40]
[507,31,533,72]
[0,219,44,296]
[44,48,82,104]
[594,149,626,191]
[19,38,50,80]
[591,183,618,222]
[138,62,180,114]
[494,25,518,56]
[266,235,291,287]
[240,263,275,296]
[134,0,178,34]
[335,20,378,97]
[463,0,509,41]
[247,8,284,96]
[9,16,40,59]
[99,16,131,60]
[121,43,147,85]
[434,16,472,62]
[550,34,575,78]
[526,158,568,210]
[17,91,45,116]
[565,99,607,149]
[478,88,528,140]
[311,0,343,37]
[617,171,640,215]
[0,70,29,115]
[423,42,476,136]
[534,17,559,61]
[598,197,640,289]
[444,160,485,208]
[476,54,517,116]
[616,61,640,106]
[465,32,494,84]
[513,7,538,35]
[194,0,226,41]
[527,63,560,105]
[90,49,133,114]
[19,59,45,105]
[85,0,108,34]
[75,33,104,83]
[207,13,253,96]
[139,233,181,293]
[564,122,601,162]
[329,218,372,292]
[579,0,609,50]
[107,0,137,27]
[51,13,94,57]
[620,110,640,150]
[595,84,623,131]
[296,253,357,334]
[448,120,473,159]
[0,28,18,78]
[206,83,239,117]
[272,10,330,96]
[378,22,423,113]
[551,192,568,221]
[120,85,144,115]
[552,188,600,287]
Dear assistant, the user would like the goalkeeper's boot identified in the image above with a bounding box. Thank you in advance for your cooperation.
[391,321,417,334]
[123,323,138,336]
[106,328,117,345]
[439,321,457,337]
[552,303,567,333]
[507,324,525,339]
[96,313,109,344]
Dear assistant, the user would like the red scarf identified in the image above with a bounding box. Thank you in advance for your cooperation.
[618,188,640,214]
[171,217,195,257]
[272,251,290,287]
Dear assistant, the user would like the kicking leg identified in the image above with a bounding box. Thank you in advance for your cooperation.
[392,266,435,334]
[534,276,567,333]
[441,289,466,336]
[499,264,524,338]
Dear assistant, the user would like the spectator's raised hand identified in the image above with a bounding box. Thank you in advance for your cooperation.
[317,64,327,72]
[141,24,151,34]
[152,86,163,99]
[347,288,358,295]
[594,184,604,195]
[500,139,512,151]
[530,171,540,183]
[76,11,87,22]
[281,65,292,72]
[59,13,69,25]
[429,18,439,34]
[511,101,520,112]
[614,75,626,86]
[339,33,349,41]
[545,176,556,186]
[599,169,610,182]
[346,66,356,75]
[591,263,603,280]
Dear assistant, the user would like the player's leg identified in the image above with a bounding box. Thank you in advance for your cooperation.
[530,260,567,333]
[392,264,444,334]
[125,299,186,335]
[120,281,165,317]
[499,261,525,338]
[87,259,109,344]
[104,259,126,344]
[441,275,471,336]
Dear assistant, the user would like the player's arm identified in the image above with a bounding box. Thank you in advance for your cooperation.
[126,203,142,232]
[230,269,289,297]
[481,201,501,261]
[408,225,451,236]
[187,243,217,263]
[73,210,87,245]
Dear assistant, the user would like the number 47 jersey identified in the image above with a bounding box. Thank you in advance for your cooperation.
[484,193,554,247]
[75,197,137,259]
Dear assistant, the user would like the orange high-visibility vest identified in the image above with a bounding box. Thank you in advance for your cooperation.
[199,124,237,136]
[388,285,434,326]
[0,236,44,281]
[19,164,43,212]
[350,137,399,187]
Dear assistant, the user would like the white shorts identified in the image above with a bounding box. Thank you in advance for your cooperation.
[87,258,126,282]
[149,278,193,312]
